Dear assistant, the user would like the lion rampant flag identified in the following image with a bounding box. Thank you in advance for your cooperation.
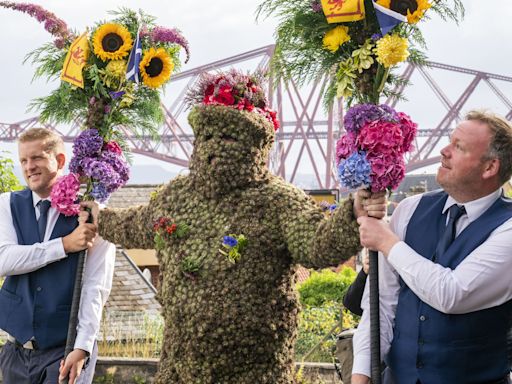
[321,0,365,23]
[61,31,89,88]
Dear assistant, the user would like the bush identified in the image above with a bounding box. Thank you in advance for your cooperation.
[0,151,23,193]
[297,267,356,306]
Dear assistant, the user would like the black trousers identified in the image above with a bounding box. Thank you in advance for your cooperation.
[0,340,98,384]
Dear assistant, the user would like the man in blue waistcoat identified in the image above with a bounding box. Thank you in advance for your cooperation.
[0,128,116,384]
[352,110,512,384]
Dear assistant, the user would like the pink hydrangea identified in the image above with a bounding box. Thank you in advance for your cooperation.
[50,173,81,216]
[367,154,405,192]
[357,120,404,156]
[398,112,417,153]
[336,132,357,163]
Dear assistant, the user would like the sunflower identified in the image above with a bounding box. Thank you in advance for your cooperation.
[93,23,133,61]
[374,34,409,68]
[139,48,174,88]
[323,25,351,53]
[377,0,431,24]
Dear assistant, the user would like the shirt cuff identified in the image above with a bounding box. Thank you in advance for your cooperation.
[352,352,372,377]
[46,238,67,261]
[74,332,95,355]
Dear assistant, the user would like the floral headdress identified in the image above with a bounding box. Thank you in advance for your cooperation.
[1,4,189,213]
[185,70,280,131]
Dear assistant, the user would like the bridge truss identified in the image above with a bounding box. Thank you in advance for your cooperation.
[1,45,512,189]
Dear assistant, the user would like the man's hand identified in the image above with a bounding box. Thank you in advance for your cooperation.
[62,219,97,253]
[354,189,387,219]
[58,348,87,384]
[351,373,371,384]
[357,216,399,256]
[80,201,99,226]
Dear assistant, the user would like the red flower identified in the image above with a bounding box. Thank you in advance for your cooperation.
[104,141,123,155]
[213,85,235,105]
[166,224,177,234]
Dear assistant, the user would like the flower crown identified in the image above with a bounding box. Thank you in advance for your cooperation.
[186,70,280,131]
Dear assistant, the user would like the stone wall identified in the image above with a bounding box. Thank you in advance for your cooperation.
[0,357,344,384]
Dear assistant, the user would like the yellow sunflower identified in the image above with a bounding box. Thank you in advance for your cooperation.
[374,34,409,68]
[139,48,174,88]
[93,23,133,61]
[376,0,431,24]
[323,25,351,53]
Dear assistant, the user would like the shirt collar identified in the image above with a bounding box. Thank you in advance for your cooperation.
[31,191,52,209]
[443,188,503,223]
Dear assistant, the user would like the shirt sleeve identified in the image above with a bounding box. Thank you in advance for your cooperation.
[0,193,67,277]
[352,194,422,377]
[388,217,512,314]
[74,236,116,354]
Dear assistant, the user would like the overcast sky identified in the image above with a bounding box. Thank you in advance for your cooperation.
[1,0,511,175]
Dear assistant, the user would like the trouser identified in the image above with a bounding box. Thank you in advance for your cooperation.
[0,340,98,384]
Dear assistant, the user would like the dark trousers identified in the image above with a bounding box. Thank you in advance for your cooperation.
[0,340,98,384]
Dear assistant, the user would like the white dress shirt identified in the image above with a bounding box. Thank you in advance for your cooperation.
[0,191,116,354]
[352,188,512,377]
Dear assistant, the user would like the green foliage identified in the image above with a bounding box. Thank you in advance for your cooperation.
[257,0,464,106]
[298,267,356,306]
[0,152,23,193]
[93,374,115,384]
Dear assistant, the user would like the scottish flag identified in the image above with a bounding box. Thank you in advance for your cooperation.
[126,28,142,83]
[373,1,407,36]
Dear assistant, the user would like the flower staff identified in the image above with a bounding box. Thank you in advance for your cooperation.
[258,0,463,381]
[0,4,188,383]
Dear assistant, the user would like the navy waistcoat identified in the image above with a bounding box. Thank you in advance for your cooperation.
[0,188,79,350]
[387,190,512,384]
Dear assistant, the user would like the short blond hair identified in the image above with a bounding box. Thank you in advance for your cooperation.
[18,128,65,155]
[465,110,512,184]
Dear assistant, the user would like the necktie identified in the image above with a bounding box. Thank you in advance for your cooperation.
[37,200,51,242]
[435,204,466,260]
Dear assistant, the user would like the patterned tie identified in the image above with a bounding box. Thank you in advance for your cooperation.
[435,204,466,260]
[37,200,51,242]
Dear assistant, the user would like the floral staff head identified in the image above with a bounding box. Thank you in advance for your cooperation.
[336,103,417,192]
[0,4,190,214]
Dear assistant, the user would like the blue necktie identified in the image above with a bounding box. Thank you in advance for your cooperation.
[37,200,51,242]
[435,204,466,260]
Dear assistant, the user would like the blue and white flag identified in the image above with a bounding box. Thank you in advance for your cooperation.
[373,1,407,36]
[126,28,142,83]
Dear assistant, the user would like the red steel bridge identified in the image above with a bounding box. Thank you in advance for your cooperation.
[1,45,512,189]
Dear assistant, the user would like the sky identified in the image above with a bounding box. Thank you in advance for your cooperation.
[1,0,511,179]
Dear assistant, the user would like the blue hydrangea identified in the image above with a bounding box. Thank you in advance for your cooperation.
[90,182,110,203]
[223,236,238,247]
[337,151,372,189]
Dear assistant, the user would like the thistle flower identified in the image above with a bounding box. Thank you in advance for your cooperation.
[150,26,190,63]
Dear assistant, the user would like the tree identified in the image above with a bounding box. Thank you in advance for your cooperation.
[0,151,23,193]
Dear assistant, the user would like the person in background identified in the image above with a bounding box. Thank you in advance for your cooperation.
[0,128,116,384]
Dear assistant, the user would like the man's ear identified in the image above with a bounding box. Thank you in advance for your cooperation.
[55,152,66,170]
[482,157,500,180]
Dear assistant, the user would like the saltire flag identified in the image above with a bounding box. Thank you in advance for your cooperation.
[372,1,407,35]
[61,31,89,89]
[321,0,365,23]
[126,27,142,83]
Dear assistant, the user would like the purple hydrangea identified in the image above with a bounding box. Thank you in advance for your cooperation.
[337,151,372,190]
[73,129,104,158]
[100,151,130,185]
[343,104,399,134]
